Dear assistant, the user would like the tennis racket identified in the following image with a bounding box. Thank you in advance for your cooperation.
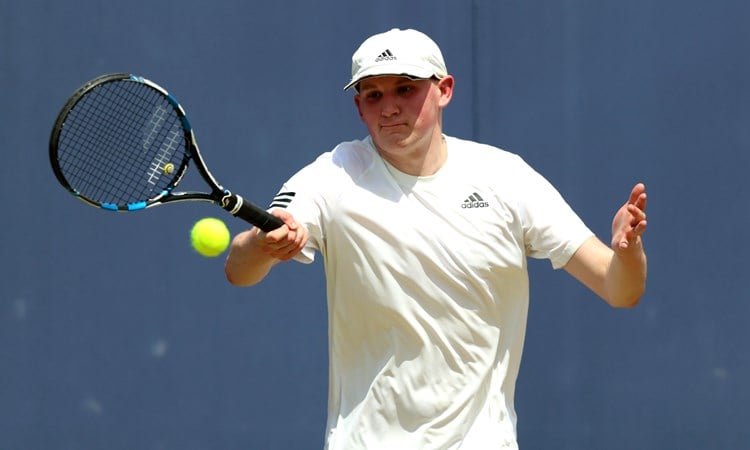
[49,73,284,232]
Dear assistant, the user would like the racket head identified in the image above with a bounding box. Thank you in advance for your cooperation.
[49,74,193,211]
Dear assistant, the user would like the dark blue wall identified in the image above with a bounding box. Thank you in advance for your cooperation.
[2,1,748,448]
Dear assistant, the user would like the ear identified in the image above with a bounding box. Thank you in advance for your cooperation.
[353,94,364,120]
[436,76,454,108]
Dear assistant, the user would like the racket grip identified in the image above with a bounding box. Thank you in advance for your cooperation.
[223,193,284,232]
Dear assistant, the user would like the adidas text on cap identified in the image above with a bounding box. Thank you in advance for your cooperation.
[343,28,448,91]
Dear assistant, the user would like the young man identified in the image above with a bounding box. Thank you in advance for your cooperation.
[225,28,647,449]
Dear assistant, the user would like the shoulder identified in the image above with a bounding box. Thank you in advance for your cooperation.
[296,137,376,179]
[444,135,564,210]
[280,137,379,197]
[445,135,534,177]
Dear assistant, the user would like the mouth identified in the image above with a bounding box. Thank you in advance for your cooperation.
[380,123,407,131]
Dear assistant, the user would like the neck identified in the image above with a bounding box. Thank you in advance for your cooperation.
[378,133,447,177]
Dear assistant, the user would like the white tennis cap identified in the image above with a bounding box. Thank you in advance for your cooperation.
[343,28,448,91]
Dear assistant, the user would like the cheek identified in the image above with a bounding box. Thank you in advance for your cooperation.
[357,105,378,126]
[354,96,366,121]
[412,106,436,129]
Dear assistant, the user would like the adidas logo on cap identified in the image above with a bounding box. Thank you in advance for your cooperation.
[375,49,396,62]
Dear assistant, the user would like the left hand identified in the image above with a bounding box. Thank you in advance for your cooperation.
[611,183,648,251]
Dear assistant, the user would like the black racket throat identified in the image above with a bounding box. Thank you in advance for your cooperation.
[49,73,283,232]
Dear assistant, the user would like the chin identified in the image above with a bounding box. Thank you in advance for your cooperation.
[377,132,412,148]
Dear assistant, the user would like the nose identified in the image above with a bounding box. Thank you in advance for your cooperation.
[380,93,399,117]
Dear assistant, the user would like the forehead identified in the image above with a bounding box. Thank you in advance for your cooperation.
[357,75,427,91]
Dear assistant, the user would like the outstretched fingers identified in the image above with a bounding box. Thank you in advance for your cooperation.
[613,183,649,250]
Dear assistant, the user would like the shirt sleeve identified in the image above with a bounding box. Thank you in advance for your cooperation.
[513,157,594,269]
[268,149,347,265]
[266,161,325,265]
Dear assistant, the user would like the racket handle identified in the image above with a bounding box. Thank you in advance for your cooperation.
[222,193,284,232]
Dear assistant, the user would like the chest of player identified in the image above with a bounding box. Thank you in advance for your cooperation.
[326,172,527,277]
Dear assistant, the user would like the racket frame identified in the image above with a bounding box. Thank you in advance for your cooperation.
[49,74,283,231]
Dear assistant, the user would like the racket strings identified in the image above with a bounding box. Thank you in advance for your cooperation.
[55,80,189,207]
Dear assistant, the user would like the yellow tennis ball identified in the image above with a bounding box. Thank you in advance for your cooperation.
[190,217,230,257]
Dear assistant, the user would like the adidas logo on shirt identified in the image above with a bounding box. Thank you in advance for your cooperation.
[375,49,396,62]
[461,192,489,209]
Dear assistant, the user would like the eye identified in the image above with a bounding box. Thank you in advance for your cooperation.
[364,91,382,101]
[397,85,415,95]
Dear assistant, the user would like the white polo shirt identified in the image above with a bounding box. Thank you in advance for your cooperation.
[270,135,593,449]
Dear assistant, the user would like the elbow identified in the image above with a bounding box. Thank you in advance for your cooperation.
[225,273,261,288]
[607,284,646,309]
[224,265,259,287]
[224,259,273,287]
[612,295,641,309]
[224,268,242,286]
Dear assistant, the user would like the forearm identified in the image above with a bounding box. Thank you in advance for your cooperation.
[224,228,279,287]
[565,236,647,308]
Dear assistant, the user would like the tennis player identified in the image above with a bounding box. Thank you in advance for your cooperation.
[225,28,648,450]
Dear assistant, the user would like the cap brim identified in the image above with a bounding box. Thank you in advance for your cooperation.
[343,66,436,91]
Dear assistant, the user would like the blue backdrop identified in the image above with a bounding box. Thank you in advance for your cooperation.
[2,0,748,448]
